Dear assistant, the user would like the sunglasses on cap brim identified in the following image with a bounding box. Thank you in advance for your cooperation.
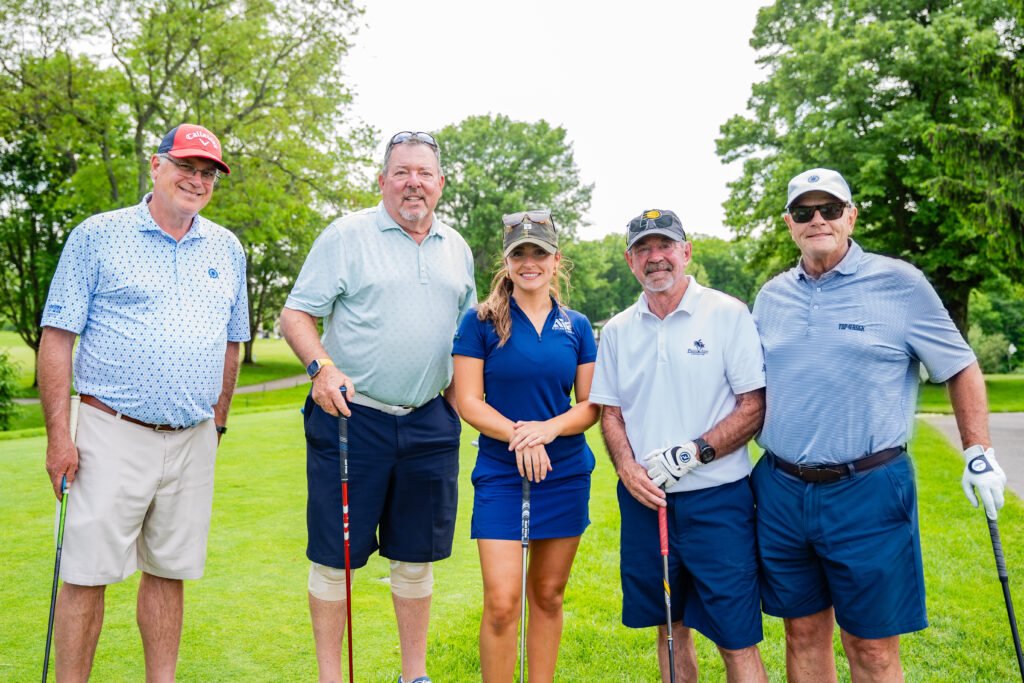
[503,210,552,228]
[627,210,685,239]
[788,202,849,223]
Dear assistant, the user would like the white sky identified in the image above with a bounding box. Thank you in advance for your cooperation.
[345,0,771,240]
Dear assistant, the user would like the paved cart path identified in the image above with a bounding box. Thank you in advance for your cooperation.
[919,412,1024,499]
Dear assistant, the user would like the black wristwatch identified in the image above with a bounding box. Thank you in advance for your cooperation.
[694,437,716,464]
[215,425,228,435]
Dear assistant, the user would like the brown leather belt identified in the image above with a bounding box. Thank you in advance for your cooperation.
[768,446,906,484]
[79,394,184,432]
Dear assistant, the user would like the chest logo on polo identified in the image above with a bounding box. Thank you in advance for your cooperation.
[838,323,864,331]
[687,339,708,355]
[209,268,219,279]
[552,317,573,334]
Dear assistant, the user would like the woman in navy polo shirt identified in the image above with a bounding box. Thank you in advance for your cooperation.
[453,209,600,682]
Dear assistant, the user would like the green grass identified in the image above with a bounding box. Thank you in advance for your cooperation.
[1,415,1022,680]
[919,374,1024,413]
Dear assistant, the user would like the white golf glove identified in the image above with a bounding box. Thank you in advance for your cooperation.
[961,445,1007,520]
[643,442,702,490]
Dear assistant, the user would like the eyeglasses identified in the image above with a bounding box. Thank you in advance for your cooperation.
[788,202,848,223]
[387,131,438,151]
[162,156,221,184]
[502,210,552,230]
[627,209,686,240]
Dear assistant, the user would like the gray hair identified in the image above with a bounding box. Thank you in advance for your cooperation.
[381,138,443,177]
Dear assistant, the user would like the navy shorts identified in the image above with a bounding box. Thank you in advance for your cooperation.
[471,472,590,540]
[751,452,927,639]
[618,478,762,650]
[304,394,461,569]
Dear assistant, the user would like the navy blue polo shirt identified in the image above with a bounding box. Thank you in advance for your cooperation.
[453,297,597,483]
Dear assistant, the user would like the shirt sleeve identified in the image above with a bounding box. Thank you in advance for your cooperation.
[906,275,976,383]
[41,222,95,334]
[574,312,597,364]
[452,306,486,359]
[724,305,766,394]
[589,321,620,406]
[226,236,251,342]
[284,221,348,316]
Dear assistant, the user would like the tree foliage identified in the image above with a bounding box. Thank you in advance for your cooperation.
[561,234,641,323]
[0,0,376,375]
[688,234,759,305]
[717,0,1016,331]
[433,114,594,295]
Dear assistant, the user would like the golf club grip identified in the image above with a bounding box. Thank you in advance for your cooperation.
[659,505,668,556]
[989,517,1009,579]
[338,388,348,483]
[69,394,81,441]
[521,477,530,547]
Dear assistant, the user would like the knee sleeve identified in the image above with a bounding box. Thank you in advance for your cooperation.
[389,561,433,599]
[308,562,349,601]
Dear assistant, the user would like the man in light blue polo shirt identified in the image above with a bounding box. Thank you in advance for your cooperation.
[280,131,475,683]
[752,168,1005,681]
[40,123,248,679]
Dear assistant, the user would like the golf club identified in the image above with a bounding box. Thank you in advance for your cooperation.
[659,505,676,683]
[986,515,1024,681]
[339,387,354,683]
[43,394,80,682]
[519,475,531,683]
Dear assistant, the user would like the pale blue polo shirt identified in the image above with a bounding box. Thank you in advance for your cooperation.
[42,194,250,427]
[284,203,476,407]
[753,240,975,465]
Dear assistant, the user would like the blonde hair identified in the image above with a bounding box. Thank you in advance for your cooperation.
[476,253,573,346]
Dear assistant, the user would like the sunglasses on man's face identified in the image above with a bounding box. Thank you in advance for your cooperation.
[503,210,552,229]
[388,131,438,150]
[788,202,848,223]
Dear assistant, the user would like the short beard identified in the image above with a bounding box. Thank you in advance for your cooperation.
[399,206,428,222]
[643,272,675,292]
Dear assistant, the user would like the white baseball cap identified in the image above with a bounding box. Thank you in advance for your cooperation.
[786,168,852,208]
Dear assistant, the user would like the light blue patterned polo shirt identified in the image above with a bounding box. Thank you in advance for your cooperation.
[753,240,975,465]
[42,194,250,427]
[284,202,476,407]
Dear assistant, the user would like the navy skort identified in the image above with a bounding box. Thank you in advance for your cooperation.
[471,471,590,540]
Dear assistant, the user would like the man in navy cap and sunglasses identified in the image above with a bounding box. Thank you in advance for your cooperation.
[40,123,248,679]
[751,168,1001,680]
[591,209,768,681]
[281,131,475,683]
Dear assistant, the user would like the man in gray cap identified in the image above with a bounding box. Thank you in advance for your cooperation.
[751,168,1003,680]
[591,209,768,681]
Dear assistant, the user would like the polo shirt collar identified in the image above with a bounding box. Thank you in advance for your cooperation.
[375,201,443,240]
[795,238,862,281]
[136,193,204,239]
[510,294,560,321]
[637,275,702,319]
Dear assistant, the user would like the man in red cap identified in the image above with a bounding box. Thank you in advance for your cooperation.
[40,123,248,680]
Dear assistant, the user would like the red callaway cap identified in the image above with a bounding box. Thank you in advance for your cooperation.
[157,124,231,174]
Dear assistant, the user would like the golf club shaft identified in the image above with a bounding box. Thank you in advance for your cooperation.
[519,476,530,683]
[339,389,354,683]
[659,505,676,683]
[44,396,79,681]
[988,516,1024,681]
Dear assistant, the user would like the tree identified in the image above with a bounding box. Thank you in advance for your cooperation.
[561,234,641,323]
[0,0,376,371]
[433,114,594,295]
[688,234,759,304]
[716,0,1015,332]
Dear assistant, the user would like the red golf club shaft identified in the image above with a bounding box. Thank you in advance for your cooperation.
[339,388,353,683]
[659,505,676,683]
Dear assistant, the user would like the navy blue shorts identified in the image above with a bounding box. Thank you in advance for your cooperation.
[618,478,762,650]
[471,472,590,540]
[751,452,927,639]
[304,394,461,569]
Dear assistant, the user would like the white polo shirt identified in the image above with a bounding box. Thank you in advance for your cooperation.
[591,277,765,492]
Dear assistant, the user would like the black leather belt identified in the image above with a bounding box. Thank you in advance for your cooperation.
[768,446,907,484]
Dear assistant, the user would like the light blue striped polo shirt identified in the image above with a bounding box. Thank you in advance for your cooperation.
[42,195,250,427]
[753,240,975,465]
[284,202,476,407]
